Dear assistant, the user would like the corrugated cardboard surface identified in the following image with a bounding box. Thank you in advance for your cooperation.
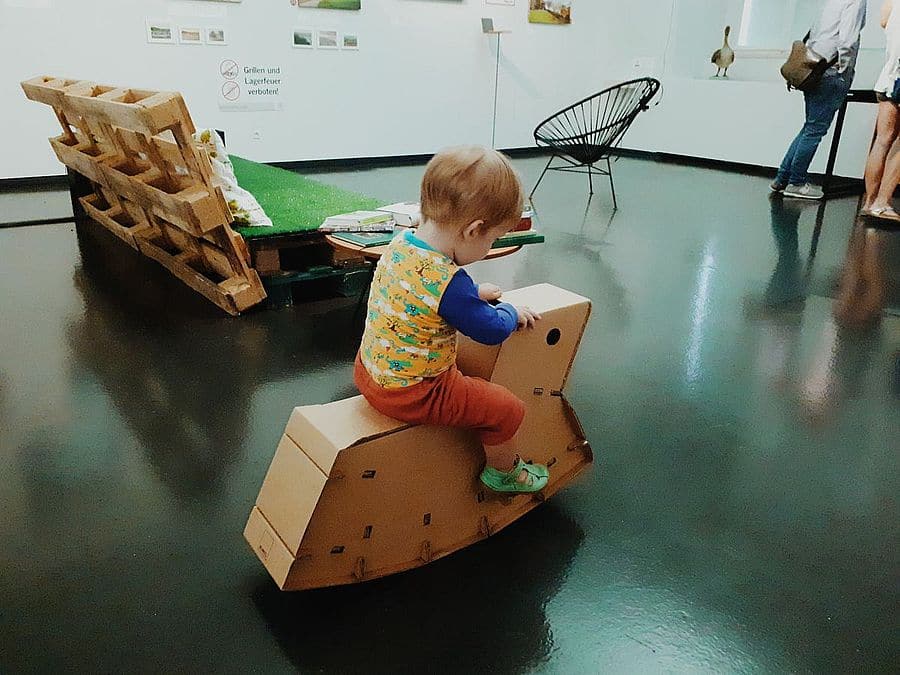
[272,398,591,592]
[256,434,328,555]
[455,336,499,381]
[246,283,593,591]
[244,506,295,589]
[498,284,589,315]
[283,425,485,590]
[284,397,406,477]
[490,284,591,396]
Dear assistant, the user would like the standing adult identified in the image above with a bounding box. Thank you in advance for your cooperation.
[772,0,868,200]
[862,0,900,219]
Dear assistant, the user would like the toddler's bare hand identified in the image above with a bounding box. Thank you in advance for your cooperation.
[515,306,541,329]
[478,283,503,302]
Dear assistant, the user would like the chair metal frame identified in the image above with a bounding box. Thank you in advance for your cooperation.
[530,78,661,207]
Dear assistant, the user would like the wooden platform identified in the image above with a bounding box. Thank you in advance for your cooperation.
[21,76,266,315]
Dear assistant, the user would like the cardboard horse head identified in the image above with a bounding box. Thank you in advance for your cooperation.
[245,284,592,591]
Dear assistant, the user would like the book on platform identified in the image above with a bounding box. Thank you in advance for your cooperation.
[493,229,544,248]
[377,202,421,227]
[320,210,395,232]
[331,231,398,247]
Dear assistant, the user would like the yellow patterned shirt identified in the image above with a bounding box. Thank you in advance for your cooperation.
[360,231,459,388]
[360,230,519,388]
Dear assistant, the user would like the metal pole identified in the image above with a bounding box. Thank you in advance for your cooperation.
[822,95,849,198]
[492,33,501,149]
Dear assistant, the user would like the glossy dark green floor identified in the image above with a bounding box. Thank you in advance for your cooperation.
[1,158,898,673]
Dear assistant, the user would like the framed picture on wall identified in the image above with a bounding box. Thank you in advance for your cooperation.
[293,28,315,48]
[294,0,361,10]
[206,27,228,45]
[318,29,339,49]
[528,1,571,25]
[146,21,176,44]
[341,33,359,49]
[179,27,204,44]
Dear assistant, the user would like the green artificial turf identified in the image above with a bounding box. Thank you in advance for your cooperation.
[229,155,381,240]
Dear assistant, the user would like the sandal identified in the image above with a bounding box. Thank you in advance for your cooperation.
[864,206,900,221]
[480,457,549,494]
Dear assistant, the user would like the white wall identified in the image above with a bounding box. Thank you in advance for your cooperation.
[640,0,883,180]
[0,0,884,180]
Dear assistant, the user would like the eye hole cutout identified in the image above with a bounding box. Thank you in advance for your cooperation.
[546,329,561,346]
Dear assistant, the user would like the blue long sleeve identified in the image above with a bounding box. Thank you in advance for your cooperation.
[438,270,518,345]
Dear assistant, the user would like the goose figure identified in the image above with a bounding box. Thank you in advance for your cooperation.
[711,25,735,78]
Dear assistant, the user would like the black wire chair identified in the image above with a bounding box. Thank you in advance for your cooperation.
[530,78,661,207]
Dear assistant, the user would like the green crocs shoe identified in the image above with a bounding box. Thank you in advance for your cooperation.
[480,457,549,494]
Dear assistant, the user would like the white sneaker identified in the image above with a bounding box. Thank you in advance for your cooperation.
[783,183,824,200]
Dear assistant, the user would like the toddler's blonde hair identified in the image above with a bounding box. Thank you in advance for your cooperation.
[420,146,524,233]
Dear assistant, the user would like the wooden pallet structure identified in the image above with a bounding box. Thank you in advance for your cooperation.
[21,76,266,315]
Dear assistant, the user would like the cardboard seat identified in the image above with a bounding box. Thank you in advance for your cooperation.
[245,284,593,591]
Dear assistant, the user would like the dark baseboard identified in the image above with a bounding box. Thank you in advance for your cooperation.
[611,147,863,189]
[271,146,863,191]
[270,146,550,174]
[612,148,776,177]
[0,216,74,229]
[0,146,856,185]
[0,145,863,210]
[0,174,68,192]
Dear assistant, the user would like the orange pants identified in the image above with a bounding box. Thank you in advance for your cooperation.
[354,353,525,445]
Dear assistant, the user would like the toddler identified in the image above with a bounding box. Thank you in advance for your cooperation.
[354,146,548,493]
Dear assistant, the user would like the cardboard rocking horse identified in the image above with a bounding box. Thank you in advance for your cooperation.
[245,283,593,591]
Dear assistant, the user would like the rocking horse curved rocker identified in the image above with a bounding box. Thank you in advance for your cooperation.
[245,284,593,591]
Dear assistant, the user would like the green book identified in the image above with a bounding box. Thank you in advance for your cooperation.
[492,230,545,248]
[333,229,544,250]
[331,231,397,247]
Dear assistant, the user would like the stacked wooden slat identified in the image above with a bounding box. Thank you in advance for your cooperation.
[21,76,266,315]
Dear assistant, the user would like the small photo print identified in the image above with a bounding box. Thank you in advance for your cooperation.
[529,1,572,25]
[179,27,203,44]
[206,27,228,45]
[342,33,358,49]
[318,29,338,49]
[147,21,175,44]
[293,28,315,48]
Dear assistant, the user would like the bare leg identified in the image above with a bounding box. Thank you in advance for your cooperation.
[863,101,900,210]
[873,136,900,209]
[483,441,518,471]
[484,433,530,483]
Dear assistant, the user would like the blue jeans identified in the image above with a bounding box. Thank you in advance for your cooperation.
[775,69,852,186]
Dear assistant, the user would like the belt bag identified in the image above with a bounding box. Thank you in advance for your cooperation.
[781,33,837,92]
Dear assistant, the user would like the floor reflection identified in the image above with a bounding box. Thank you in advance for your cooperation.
[66,219,362,501]
[555,207,631,328]
[745,201,899,429]
[833,218,900,327]
[252,504,584,674]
